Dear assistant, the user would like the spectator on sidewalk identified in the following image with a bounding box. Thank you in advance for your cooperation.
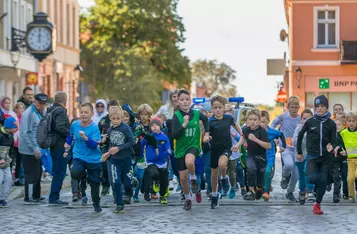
[0,117,18,206]
[48,92,70,205]
[17,87,34,110]
[19,93,48,204]
[1,97,18,120]
[92,99,107,124]
[13,102,25,186]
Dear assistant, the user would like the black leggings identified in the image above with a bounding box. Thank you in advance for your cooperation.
[143,165,168,196]
[306,157,331,204]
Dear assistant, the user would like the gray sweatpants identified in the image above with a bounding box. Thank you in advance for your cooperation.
[0,167,13,201]
[282,149,298,193]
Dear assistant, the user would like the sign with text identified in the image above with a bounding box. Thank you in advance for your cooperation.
[306,76,357,92]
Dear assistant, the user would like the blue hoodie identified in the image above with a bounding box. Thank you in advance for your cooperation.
[266,127,286,161]
[140,131,170,167]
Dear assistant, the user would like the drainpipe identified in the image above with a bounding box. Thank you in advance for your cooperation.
[33,0,38,14]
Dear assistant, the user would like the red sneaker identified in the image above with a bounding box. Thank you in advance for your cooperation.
[196,191,202,203]
[313,203,323,215]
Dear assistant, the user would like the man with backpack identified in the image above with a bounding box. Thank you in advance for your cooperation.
[46,92,70,205]
[19,93,48,204]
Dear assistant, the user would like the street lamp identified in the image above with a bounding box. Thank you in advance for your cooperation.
[295,67,302,88]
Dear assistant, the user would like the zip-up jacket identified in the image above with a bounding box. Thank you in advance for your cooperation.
[297,115,336,157]
[141,132,170,167]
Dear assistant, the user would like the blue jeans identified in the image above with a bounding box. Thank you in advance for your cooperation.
[49,147,68,202]
[296,160,314,193]
[236,160,245,189]
[133,165,144,197]
[203,151,211,192]
[110,157,133,205]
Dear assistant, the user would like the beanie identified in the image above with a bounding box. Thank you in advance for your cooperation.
[314,95,329,109]
[150,117,163,130]
[4,117,18,129]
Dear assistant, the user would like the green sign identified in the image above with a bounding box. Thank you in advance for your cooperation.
[319,78,330,89]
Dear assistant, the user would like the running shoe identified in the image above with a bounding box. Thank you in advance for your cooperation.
[169,180,174,191]
[82,196,88,206]
[255,188,263,200]
[241,188,247,197]
[313,203,323,215]
[210,194,219,209]
[144,193,151,202]
[191,179,198,194]
[228,187,236,199]
[244,191,255,200]
[151,194,158,200]
[0,200,7,206]
[123,195,131,204]
[280,175,290,190]
[286,192,298,203]
[325,184,332,192]
[299,192,306,205]
[306,193,315,203]
[93,204,102,213]
[221,177,230,195]
[72,193,79,202]
[160,196,168,205]
[101,186,110,197]
[113,205,124,214]
[153,181,160,193]
[195,190,202,203]
[164,187,170,197]
[333,194,340,203]
[183,199,192,210]
[262,192,270,202]
[133,196,140,203]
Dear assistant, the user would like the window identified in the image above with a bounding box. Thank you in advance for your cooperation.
[13,0,19,29]
[27,4,33,25]
[314,6,340,50]
[20,2,26,30]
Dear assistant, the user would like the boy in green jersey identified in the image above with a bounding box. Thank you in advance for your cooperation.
[172,89,209,210]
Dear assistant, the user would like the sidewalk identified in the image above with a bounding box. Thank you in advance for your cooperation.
[7,176,72,201]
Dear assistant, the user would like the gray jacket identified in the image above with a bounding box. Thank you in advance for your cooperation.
[293,123,307,160]
[18,104,44,155]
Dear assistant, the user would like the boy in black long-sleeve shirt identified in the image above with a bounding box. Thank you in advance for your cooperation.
[297,95,336,215]
[102,106,135,214]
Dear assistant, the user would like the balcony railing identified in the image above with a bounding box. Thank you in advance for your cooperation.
[341,41,357,64]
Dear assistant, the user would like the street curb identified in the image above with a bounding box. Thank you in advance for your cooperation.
[7,176,72,202]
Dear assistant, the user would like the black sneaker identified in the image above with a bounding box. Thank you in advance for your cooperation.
[82,196,88,206]
[93,204,102,212]
[113,205,124,214]
[210,194,219,209]
[144,193,151,202]
[123,195,131,204]
[191,179,198,194]
[333,194,340,203]
[280,175,291,189]
[23,199,41,205]
[221,177,230,195]
[241,188,247,197]
[49,200,69,206]
[299,192,306,205]
[183,199,192,210]
[34,197,46,202]
[326,184,332,192]
[244,191,255,200]
[0,200,7,206]
[255,188,263,200]
[286,192,298,203]
[101,186,110,197]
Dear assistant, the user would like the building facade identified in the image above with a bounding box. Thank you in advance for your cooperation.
[284,0,357,111]
[38,0,80,117]
[0,0,37,103]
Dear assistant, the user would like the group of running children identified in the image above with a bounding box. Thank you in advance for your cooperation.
[60,89,357,215]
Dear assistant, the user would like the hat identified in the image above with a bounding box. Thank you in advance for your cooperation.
[4,117,18,129]
[34,93,49,103]
[150,117,163,130]
[314,95,329,109]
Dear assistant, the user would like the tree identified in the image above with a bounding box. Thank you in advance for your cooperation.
[80,0,191,109]
[191,59,237,97]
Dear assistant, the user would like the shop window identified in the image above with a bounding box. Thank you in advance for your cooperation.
[329,92,350,113]
[305,92,328,109]
[352,93,357,112]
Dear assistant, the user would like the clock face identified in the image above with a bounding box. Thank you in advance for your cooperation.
[27,27,52,51]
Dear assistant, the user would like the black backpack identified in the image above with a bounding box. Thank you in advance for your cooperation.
[36,107,61,149]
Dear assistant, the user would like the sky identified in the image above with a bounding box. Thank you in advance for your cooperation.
[78,0,288,106]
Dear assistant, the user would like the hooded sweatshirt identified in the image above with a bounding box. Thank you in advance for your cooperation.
[91,99,107,124]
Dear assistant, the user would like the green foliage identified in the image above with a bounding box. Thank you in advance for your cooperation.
[191,59,237,97]
[80,0,191,109]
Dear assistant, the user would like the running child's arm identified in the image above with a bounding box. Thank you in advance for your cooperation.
[172,114,185,139]
[163,136,171,158]
[232,135,246,152]
[250,130,270,149]
[270,115,282,129]
[278,131,287,150]
[297,121,309,155]
[229,115,242,136]
[199,112,210,141]
[292,125,301,149]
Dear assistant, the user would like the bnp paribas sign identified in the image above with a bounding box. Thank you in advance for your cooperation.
[319,78,357,89]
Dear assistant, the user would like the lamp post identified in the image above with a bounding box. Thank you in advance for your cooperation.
[296,67,302,88]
